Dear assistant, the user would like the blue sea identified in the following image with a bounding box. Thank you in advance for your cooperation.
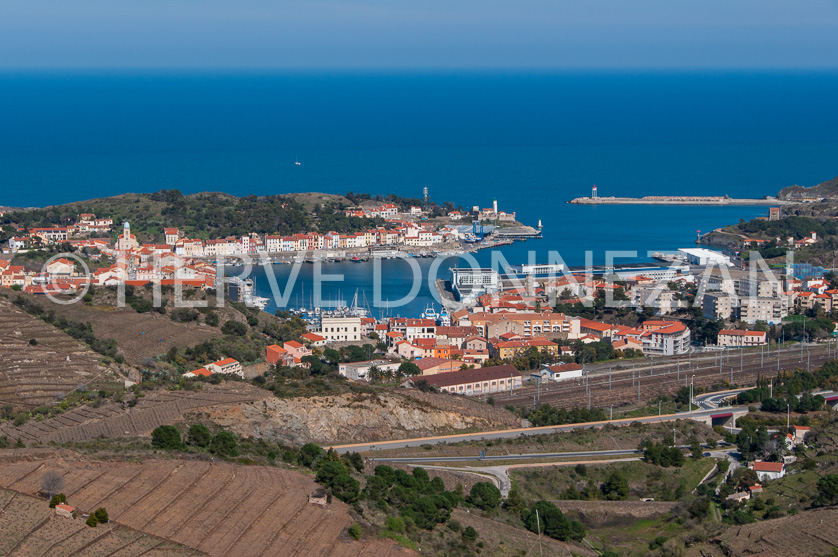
[2,71,837,315]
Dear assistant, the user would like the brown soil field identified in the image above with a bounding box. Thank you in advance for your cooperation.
[0,453,413,557]
[0,383,271,445]
[0,295,116,409]
[38,292,222,366]
[0,487,199,556]
[689,507,838,557]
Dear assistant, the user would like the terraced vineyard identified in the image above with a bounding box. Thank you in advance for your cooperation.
[0,383,272,444]
[0,296,115,409]
[0,456,412,557]
[0,488,199,556]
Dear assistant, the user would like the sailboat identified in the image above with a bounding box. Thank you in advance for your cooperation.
[294,153,301,166]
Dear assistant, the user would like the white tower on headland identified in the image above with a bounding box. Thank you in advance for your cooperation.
[492,199,498,214]
[592,185,598,199]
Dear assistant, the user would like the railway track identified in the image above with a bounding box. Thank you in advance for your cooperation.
[489,342,835,410]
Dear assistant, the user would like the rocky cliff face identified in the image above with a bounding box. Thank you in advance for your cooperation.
[190,391,514,446]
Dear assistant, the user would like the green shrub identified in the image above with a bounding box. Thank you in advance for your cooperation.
[187,424,212,447]
[462,526,478,542]
[94,508,109,524]
[151,425,183,450]
[468,482,501,510]
[211,431,239,457]
[347,523,361,540]
[86,514,98,527]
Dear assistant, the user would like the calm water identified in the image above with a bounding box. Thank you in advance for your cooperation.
[2,71,837,315]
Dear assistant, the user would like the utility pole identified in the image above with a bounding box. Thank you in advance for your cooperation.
[610,405,613,421]
[787,403,790,429]
[535,509,543,557]
[609,367,612,390]
[658,400,661,416]
[673,428,677,446]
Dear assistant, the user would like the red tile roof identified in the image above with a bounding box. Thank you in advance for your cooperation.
[214,358,238,366]
[752,461,784,473]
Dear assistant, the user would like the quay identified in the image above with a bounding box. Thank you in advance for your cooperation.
[568,195,793,206]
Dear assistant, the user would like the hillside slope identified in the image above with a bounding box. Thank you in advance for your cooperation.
[778,174,838,200]
[0,452,412,557]
[0,295,117,409]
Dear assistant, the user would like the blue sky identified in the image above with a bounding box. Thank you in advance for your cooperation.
[1,0,837,69]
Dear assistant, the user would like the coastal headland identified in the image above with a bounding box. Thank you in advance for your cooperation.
[568,195,795,206]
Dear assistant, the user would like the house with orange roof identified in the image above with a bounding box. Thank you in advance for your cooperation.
[639,321,691,356]
[414,357,461,376]
[283,341,312,363]
[205,357,243,378]
[749,461,785,481]
[301,332,327,347]
[183,367,214,378]
[490,337,558,360]
[718,329,768,347]
[55,503,76,519]
[612,338,644,352]
[266,344,294,367]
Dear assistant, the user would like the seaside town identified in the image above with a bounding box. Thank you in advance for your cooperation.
[3,186,838,556]
[4,2,838,555]
[3,193,838,394]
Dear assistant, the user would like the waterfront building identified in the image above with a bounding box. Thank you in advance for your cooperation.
[319,316,362,342]
[451,267,500,304]
[678,248,732,267]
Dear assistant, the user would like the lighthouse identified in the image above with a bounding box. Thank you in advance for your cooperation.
[592,185,598,199]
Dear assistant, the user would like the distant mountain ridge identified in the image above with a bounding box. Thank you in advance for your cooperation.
[778,175,838,200]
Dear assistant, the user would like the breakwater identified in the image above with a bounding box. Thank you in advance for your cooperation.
[568,196,793,206]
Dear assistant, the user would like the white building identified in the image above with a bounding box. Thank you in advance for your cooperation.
[534,363,583,382]
[338,359,401,381]
[451,267,500,304]
[319,316,362,342]
[750,461,785,482]
[678,248,732,267]
[718,329,767,347]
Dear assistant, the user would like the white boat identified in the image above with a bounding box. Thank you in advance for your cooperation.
[438,306,451,326]
[421,304,439,322]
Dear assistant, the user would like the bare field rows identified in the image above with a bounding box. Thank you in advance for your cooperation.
[0,296,114,409]
[0,488,199,557]
[0,456,413,557]
[0,383,272,445]
[41,297,222,366]
[706,507,838,556]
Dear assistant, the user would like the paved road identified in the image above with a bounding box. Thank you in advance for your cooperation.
[369,448,641,463]
[329,402,748,453]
